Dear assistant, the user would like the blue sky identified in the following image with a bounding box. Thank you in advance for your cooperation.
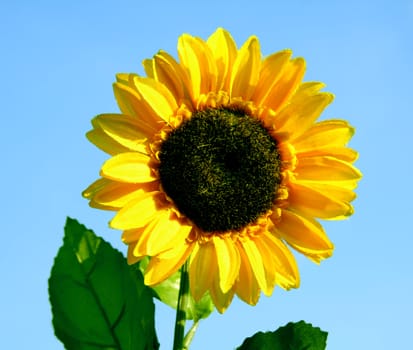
[1,0,412,349]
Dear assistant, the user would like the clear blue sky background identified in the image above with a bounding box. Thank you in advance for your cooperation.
[1,0,412,349]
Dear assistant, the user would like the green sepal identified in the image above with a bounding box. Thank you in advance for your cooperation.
[139,257,214,321]
[49,217,159,350]
[236,321,328,350]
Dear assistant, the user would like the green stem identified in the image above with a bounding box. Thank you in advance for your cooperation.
[172,261,189,350]
[182,320,200,350]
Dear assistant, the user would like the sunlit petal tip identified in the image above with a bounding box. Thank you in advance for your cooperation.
[213,27,228,35]
[323,91,335,104]
[88,200,117,211]
[348,124,356,137]
[291,56,306,69]
[117,72,139,85]
[270,48,292,58]
[115,73,129,82]
[306,248,334,264]
[352,150,360,162]
[142,58,154,78]
[82,178,109,199]
[90,115,100,129]
[294,81,327,99]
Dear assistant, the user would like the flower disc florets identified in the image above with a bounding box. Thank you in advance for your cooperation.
[158,107,281,232]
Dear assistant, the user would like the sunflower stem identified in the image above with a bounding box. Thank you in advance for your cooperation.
[172,261,190,350]
[182,320,199,350]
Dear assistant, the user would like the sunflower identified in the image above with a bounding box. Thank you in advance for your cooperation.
[83,28,361,313]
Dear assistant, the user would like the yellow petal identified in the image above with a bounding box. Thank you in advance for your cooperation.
[115,73,139,87]
[132,76,178,123]
[160,223,194,253]
[274,209,334,263]
[254,231,299,291]
[299,147,358,162]
[239,238,270,295]
[189,241,217,301]
[151,50,189,102]
[293,120,358,162]
[276,92,334,140]
[92,114,149,153]
[83,179,156,209]
[144,242,194,286]
[296,155,362,183]
[127,241,144,265]
[213,236,240,293]
[294,120,355,149]
[88,202,118,211]
[260,232,300,289]
[262,58,306,112]
[288,180,356,219]
[142,58,154,78]
[178,34,217,102]
[131,213,166,256]
[294,81,326,97]
[253,50,292,106]
[86,129,130,156]
[113,82,158,124]
[101,152,156,183]
[210,273,235,314]
[206,28,237,91]
[113,81,164,130]
[250,235,277,296]
[110,191,161,230]
[233,241,260,305]
[230,36,261,100]
[84,181,121,210]
[82,178,111,200]
[122,228,144,244]
[135,210,192,256]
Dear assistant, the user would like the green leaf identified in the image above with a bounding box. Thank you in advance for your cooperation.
[138,257,214,321]
[49,217,159,350]
[237,321,328,350]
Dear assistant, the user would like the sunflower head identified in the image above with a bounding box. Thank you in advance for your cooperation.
[83,28,361,313]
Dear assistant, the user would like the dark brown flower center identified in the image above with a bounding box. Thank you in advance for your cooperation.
[158,107,281,232]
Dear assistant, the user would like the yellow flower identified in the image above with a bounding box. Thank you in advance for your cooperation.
[83,28,361,313]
